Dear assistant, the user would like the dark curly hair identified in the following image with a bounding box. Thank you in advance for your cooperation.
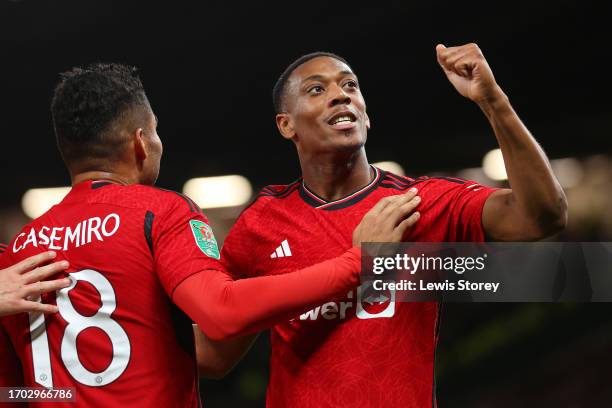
[51,63,150,164]
[272,52,351,114]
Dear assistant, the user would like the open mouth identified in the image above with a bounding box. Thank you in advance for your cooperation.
[328,111,357,126]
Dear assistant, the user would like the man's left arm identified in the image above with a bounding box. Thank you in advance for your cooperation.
[436,43,568,241]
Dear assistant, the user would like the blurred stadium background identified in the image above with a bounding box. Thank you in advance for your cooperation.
[1,0,610,406]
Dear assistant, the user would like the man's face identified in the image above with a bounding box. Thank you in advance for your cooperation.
[279,56,370,156]
[141,111,163,185]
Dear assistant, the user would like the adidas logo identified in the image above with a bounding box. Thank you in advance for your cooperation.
[270,239,292,258]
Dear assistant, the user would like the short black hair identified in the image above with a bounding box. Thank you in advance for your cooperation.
[51,63,150,164]
[272,52,351,113]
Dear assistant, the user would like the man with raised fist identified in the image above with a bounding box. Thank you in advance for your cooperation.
[211,44,567,407]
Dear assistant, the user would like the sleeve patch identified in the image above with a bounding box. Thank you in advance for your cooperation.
[189,220,220,259]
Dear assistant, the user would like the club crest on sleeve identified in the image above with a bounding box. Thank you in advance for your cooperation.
[189,220,220,259]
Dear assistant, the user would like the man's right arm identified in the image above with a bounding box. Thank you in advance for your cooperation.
[193,189,424,378]
[174,247,362,341]
[172,190,421,342]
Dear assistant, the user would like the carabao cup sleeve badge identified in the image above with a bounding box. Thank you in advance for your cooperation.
[189,220,220,259]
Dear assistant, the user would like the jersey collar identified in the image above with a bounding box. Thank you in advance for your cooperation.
[299,166,384,211]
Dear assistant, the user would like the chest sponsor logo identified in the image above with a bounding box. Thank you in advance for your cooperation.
[297,281,395,321]
[189,220,220,259]
[356,281,395,319]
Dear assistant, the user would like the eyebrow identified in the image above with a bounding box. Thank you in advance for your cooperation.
[301,70,355,84]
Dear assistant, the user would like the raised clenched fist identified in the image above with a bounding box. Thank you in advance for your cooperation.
[436,43,505,105]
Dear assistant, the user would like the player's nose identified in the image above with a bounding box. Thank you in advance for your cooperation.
[328,83,351,107]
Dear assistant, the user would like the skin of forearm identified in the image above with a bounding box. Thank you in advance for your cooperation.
[479,88,568,232]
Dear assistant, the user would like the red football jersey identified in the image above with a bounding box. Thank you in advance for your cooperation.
[0,180,224,407]
[221,167,496,408]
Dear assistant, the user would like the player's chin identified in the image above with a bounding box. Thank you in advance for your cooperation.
[341,127,366,142]
[333,133,366,152]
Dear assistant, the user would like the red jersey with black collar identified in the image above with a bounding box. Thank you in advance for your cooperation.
[221,167,496,408]
[0,180,223,408]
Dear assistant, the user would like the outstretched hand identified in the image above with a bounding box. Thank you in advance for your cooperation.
[0,251,71,317]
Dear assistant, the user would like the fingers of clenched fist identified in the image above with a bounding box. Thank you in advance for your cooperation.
[435,43,502,103]
[435,43,486,77]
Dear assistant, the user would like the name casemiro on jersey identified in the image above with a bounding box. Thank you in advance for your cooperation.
[12,213,120,253]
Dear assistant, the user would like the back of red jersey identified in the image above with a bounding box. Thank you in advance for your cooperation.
[0,180,223,407]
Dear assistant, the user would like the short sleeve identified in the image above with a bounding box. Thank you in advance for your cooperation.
[447,180,497,242]
[152,197,226,297]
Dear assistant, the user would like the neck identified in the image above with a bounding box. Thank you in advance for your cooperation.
[71,171,134,186]
[300,148,372,201]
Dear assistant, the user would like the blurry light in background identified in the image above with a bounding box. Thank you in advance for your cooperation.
[550,158,583,189]
[22,187,71,219]
[482,149,507,180]
[455,167,491,185]
[183,175,252,209]
[372,161,405,176]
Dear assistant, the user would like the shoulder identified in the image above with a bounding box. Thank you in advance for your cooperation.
[377,169,421,192]
[93,183,203,216]
[416,176,489,195]
[145,185,204,216]
[240,179,301,217]
[404,175,494,208]
[380,171,479,192]
[258,179,302,201]
[376,169,448,194]
[226,179,301,235]
[418,175,472,189]
[377,169,489,199]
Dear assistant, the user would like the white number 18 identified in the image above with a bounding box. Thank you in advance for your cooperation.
[28,269,131,388]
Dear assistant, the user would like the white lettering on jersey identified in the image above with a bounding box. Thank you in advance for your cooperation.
[38,226,50,246]
[13,213,121,253]
[296,283,396,321]
[49,227,64,250]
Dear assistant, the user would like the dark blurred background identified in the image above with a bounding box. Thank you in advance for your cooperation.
[1,0,611,406]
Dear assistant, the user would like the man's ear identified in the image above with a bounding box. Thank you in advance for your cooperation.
[134,128,148,162]
[276,113,297,141]
[365,112,371,130]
